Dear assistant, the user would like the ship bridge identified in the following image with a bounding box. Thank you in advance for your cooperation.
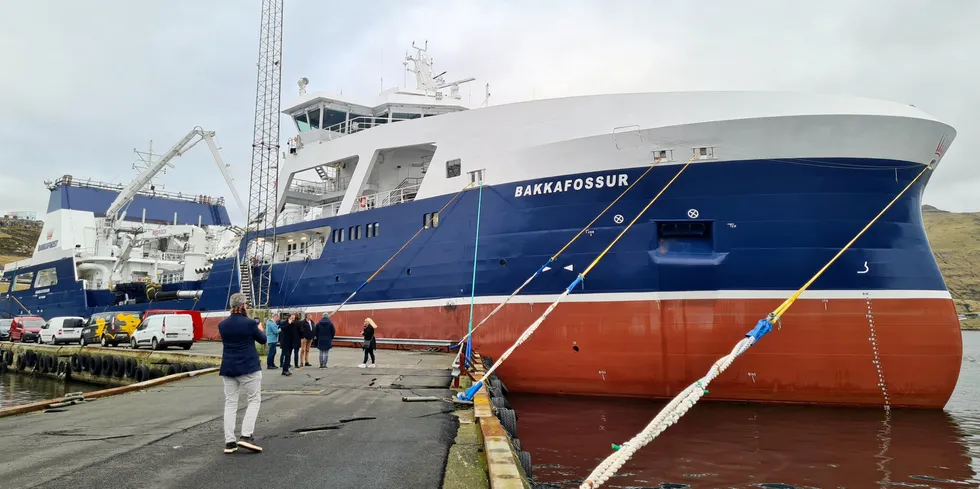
[276,42,483,222]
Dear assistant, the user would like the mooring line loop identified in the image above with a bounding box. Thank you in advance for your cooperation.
[454,156,693,351]
[457,156,696,401]
[578,162,933,489]
[326,180,475,318]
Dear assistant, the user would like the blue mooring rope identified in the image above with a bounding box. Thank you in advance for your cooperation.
[465,178,485,365]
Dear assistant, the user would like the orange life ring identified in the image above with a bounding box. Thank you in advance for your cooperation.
[359,196,368,208]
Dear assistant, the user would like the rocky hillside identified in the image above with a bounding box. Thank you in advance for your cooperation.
[922,206,980,329]
[0,218,41,265]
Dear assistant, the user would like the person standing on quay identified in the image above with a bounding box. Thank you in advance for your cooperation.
[265,313,280,370]
[315,313,336,368]
[218,292,266,454]
[359,317,378,368]
[300,314,314,367]
[279,313,296,376]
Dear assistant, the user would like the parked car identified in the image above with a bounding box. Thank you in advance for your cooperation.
[80,311,142,347]
[39,316,86,345]
[131,313,194,350]
[9,316,45,342]
[0,319,12,341]
[144,309,204,341]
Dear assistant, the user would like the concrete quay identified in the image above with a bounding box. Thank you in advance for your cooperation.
[0,346,498,489]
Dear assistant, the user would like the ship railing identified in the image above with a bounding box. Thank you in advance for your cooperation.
[160,252,184,262]
[45,175,226,206]
[287,176,351,195]
[331,336,456,349]
[158,272,184,284]
[350,183,422,213]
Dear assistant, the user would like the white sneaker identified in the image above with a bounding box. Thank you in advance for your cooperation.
[358,364,366,368]
[368,364,376,368]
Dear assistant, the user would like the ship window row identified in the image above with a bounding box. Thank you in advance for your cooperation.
[331,222,381,243]
[423,212,440,229]
[651,147,716,163]
[3,267,57,292]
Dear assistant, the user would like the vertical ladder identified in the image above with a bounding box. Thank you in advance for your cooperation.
[239,255,254,306]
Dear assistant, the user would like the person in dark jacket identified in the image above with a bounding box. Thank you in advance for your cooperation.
[279,313,296,376]
[359,317,378,368]
[218,292,266,454]
[300,315,314,367]
[289,314,304,369]
[315,314,336,368]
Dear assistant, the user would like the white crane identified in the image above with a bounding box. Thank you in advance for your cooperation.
[103,127,247,234]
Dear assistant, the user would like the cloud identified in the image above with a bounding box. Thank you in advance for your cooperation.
[1,0,978,220]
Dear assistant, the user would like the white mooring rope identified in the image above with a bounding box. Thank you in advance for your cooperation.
[580,335,757,488]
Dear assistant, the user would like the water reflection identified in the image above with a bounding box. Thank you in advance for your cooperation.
[511,393,978,488]
[0,372,98,408]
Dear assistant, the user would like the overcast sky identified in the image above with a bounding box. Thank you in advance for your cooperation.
[1,0,978,223]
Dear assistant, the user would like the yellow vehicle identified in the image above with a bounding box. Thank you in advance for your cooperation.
[80,311,143,347]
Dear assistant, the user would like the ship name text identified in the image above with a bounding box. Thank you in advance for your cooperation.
[514,174,629,198]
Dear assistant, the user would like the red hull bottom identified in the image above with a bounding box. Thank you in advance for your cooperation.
[203,296,963,409]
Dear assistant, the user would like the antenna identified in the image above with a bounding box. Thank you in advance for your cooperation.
[133,140,168,189]
[482,83,491,107]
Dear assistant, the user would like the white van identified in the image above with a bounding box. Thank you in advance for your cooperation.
[40,316,87,345]
[130,314,194,350]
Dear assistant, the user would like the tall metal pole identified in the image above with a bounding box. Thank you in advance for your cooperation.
[244,0,284,308]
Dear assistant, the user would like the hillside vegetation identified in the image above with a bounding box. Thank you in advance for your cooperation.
[922,205,980,329]
[0,210,978,327]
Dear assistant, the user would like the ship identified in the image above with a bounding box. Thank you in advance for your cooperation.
[1,43,962,409]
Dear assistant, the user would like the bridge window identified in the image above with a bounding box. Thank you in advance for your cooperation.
[446,159,461,178]
[296,113,311,132]
[307,108,321,130]
[13,271,34,291]
[35,267,58,288]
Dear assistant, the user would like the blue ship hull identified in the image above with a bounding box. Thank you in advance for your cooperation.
[3,157,947,318]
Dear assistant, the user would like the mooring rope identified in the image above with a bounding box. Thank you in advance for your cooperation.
[457,156,696,401]
[453,156,691,353]
[326,180,475,318]
[464,176,486,363]
[578,161,934,489]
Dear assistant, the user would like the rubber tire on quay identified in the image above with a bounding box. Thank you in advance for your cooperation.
[70,355,81,371]
[149,369,163,379]
[4,349,13,365]
[518,450,533,480]
[491,396,508,409]
[25,350,37,368]
[133,365,150,382]
[166,364,178,376]
[179,363,191,374]
[88,355,100,374]
[111,357,125,378]
[47,355,58,372]
[16,355,26,371]
[38,356,48,374]
[124,358,137,378]
[497,407,519,439]
[101,356,112,375]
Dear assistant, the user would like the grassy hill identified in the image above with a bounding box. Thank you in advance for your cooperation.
[0,218,43,292]
[0,210,978,327]
[922,205,980,329]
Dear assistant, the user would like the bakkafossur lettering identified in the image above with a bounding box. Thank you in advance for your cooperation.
[514,174,629,198]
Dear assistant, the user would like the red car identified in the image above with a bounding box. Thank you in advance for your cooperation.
[10,315,45,342]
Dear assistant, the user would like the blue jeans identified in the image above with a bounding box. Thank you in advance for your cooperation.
[267,343,277,367]
[318,349,330,367]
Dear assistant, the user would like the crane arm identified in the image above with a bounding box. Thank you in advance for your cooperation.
[105,127,206,229]
[201,131,247,218]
